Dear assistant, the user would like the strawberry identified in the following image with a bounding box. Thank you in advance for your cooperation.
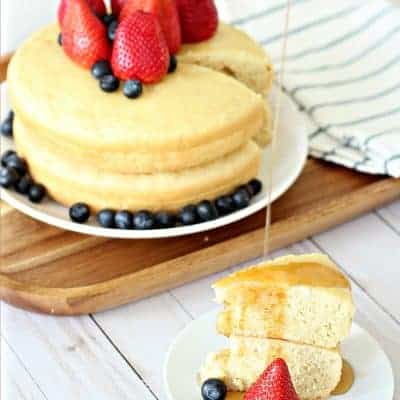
[62,0,111,68]
[176,0,218,43]
[87,0,107,17]
[244,359,300,400]
[58,0,106,25]
[111,0,128,16]
[111,11,169,82]
[119,0,181,54]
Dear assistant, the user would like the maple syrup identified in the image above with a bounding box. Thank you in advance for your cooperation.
[332,359,354,395]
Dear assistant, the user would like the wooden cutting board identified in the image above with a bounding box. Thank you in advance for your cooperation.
[1,159,399,315]
[1,53,400,315]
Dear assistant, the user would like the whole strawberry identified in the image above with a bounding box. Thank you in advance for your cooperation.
[62,0,111,68]
[119,0,181,54]
[176,0,218,43]
[87,0,107,17]
[111,0,128,16]
[111,11,169,83]
[244,358,300,400]
[58,0,107,25]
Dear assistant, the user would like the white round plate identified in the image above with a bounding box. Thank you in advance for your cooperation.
[164,309,394,400]
[0,88,308,239]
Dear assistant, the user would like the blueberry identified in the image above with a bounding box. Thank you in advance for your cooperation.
[102,14,117,26]
[201,378,227,400]
[6,156,27,176]
[155,212,177,229]
[92,60,113,80]
[97,209,116,228]
[247,178,262,196]
[123,80,143,99]
[168,55,177,73]
[215,195,235,215]
[1,111,14,137]
[28,183,46,203]
[15,175,33,194]
[114,210,133,229]
[58,32,63,46]
[107,20,118,41]
[178,204,199,225]
[134,210,155,230]
[1,150,17,167]
[100,74,120,92]
[69,203,91,223]
[197,200,218,222]
[232,187,251,209]
[0,167,19,188]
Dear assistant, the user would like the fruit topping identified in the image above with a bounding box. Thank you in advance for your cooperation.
[100,74,120,92]
[97,209,116,228]
[155,211,177,228]
[133,210,156,229]
[91,60,113,79]
[111,11,169,83]
[87,0,107,17]
[232,186,251,209]
[178,204,199,225]
[197,200,218,222]
[176,0,218,43]
[1,110,14,137]
[123,80,143,98]
[168,54,177,73]
[1,150,17,167]
[69,202,91,223]
[15,175,33,195]
[102,13,118,26]
[115,210,134,229]
[215,195,235,216]
[119,0,181,54]
[201,378,227,400]
[7,156,27,177]
[247,178,263,197]
[0,167,19,188]
[111,0,128,16]
[108,19,119,41]
[61,0,111,69]
[28,184,47,203]
[244,358,300,400]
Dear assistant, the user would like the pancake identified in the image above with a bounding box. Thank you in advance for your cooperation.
[15,117,262,212]
[180,23,274,96]
[8,24,270,174]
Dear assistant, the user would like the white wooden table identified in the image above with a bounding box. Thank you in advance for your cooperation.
[1,2,400,399]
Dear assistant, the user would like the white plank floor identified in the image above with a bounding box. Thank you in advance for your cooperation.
[1,201,400,400]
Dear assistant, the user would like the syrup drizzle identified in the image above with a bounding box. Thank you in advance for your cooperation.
[263,0,292,258]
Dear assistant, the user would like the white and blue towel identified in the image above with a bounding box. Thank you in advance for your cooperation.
[218,0,400,178]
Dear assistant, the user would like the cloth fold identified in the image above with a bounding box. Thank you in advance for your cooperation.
[217,0,400,177]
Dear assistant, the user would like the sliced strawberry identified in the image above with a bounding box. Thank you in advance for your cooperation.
[119,0,181,54]
[111,11,169,82]
[62,0,111,68]
[244,358,300,400]
[58,0,68,25]
[176,0,218,43]
[87,0,107,17]
[111,0,128,16]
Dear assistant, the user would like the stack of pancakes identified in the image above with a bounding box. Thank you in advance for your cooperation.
[8,23,274,212]
[200,254,356,400]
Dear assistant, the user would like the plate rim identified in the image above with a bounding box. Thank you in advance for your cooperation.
[0,91,308,239]
[163,308,395,400]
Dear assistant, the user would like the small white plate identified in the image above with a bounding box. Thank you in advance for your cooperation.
[164,309,394,400]
[0,88,308,239]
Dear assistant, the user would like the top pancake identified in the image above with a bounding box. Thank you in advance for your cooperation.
[8,24,268,166]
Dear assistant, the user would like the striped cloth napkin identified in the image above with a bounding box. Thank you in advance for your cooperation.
[217,0,400,178]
